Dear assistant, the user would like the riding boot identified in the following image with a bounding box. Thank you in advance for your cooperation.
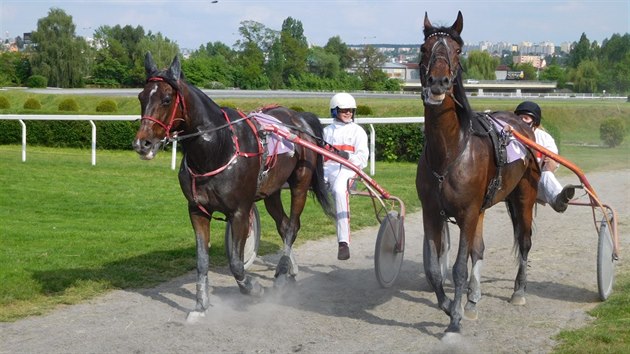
[551,185,576,213]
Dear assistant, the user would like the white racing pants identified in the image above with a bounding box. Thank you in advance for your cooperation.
[324,163,357,245]
[538,170,563,205]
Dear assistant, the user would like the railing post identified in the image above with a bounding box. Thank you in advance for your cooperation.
[19,119,26,162]
[369,124,375,176]
[90,120,96,166]
[171,138,178,170]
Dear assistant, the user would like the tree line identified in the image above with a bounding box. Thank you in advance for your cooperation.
[0,7,628,94]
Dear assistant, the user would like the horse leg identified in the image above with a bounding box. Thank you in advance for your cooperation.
[422,212,452,316]
[186,211,212,322]
[507,194,535,305]
[263,190,300,287]
[464,213,485,320]
[446,216,478,333]
[228,206,264,297]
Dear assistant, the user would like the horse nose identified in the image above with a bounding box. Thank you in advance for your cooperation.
[427,75,451,91]
[132,138,150,154]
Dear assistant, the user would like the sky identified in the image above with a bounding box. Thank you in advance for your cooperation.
[1,0,629,50]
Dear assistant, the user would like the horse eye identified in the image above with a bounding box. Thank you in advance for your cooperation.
[162,96,172,106]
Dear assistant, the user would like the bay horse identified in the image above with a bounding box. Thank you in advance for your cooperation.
[133,52,334,321]
[415,11,541,333]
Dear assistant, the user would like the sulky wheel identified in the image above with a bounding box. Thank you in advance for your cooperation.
[225,204,261,270]
[374,211,405,288]
[597,214,616,301]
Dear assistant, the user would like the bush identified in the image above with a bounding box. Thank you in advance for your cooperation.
[26,75,48,88]
[600,118,625,148]
[356,104,373,116]
[23,98,42,110]
[0,96,10,109]
[58,98,79,112]
[372,123,425,162]
[96,99,118,113]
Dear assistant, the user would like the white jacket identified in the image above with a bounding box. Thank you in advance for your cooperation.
[323,120,369,169]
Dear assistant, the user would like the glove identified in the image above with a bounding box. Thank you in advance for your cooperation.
[337,150,350,159]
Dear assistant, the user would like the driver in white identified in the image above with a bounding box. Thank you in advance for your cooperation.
[323,93,369,260]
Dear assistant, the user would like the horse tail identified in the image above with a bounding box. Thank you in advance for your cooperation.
[300,112,335,219]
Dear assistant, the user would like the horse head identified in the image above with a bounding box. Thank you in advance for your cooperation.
[133,52,187,160]
[420,11,464,106]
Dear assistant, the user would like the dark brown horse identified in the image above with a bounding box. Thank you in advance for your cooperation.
[415,11,541,333]
[133,52,333,321]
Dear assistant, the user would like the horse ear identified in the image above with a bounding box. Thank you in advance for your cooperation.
[168,55,182,81]
[144,52,158,78]
[452,10,464,35]
[423,11,432,30]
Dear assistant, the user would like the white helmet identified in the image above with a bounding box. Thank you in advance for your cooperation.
[329,92,357,119]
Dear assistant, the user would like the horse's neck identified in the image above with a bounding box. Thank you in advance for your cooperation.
[423,102,468,167]
[181,87,235,170]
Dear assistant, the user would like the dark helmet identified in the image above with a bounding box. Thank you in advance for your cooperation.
[515,101,542,126]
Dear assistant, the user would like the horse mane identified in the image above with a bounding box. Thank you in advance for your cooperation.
[452,67,475,127]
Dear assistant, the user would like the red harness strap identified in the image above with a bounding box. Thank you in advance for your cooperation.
[187,109,264,218]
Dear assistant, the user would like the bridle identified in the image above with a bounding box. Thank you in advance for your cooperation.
[140,77,187,141]
[420,32,462,105]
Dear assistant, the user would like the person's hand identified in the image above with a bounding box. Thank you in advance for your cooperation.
[542,156,559,172]
[337,150,350,159]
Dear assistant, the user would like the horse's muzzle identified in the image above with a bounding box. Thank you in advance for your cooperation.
[132,138,160,160]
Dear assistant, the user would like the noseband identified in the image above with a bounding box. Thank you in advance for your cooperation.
[140,77,187,140]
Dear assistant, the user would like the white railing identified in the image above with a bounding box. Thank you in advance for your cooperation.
[0,115,424,175]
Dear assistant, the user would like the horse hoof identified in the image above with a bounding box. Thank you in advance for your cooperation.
[441,331,463,342]
[237,276,264,297]
[186,310,206,323]
[464,307,478,320]
[510,294,527,305]
[274,273,296,289]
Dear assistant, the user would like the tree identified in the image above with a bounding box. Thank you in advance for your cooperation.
[280,17,308,84]
[355,45,388,91]
[571,60,600,93]
[265,39,285,89]
[308,46,340,79]
[539,64,567,88]
[236,20,277,54]
[234,41,269,89]
[464,51,499,80]
[324,36,355,69]
[30,8,89,88]
[568,33,593,69]
[513,62,537,80]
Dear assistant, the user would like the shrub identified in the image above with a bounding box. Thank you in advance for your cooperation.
[217,101,237,110]
[96,99,118,113]
[0,96,10,109]
[58,98,79,112]
[23,98,42,110]
[356,104,373,116]
[600,118,625,148]
[373,123,425,162]
[26,75,48,88]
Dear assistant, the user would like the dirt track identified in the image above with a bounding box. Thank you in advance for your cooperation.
[1,169,628,353]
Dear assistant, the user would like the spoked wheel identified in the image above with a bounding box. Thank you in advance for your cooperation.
[374,211,405,288]
[224,204,261,270]
[597,214,616,301]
